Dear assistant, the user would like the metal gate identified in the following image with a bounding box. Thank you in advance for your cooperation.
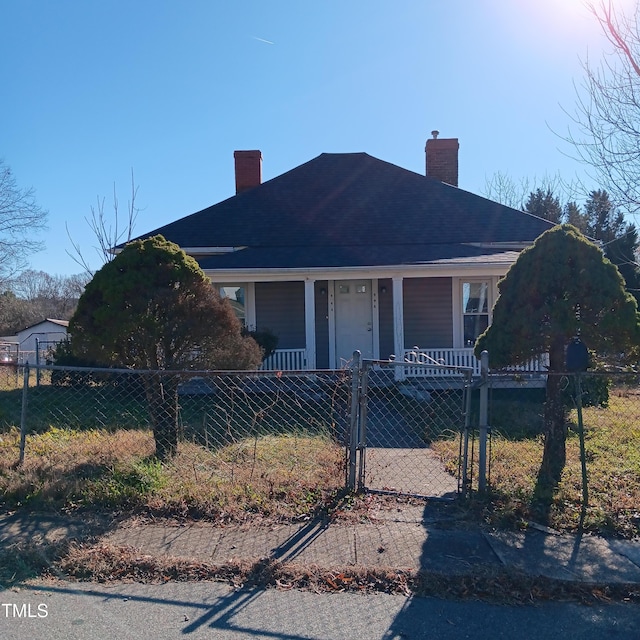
[348,354,473,499]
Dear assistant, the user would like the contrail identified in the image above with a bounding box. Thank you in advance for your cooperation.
[252,36,275,45]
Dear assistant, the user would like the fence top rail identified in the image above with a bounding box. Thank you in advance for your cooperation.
[30,363,353,377]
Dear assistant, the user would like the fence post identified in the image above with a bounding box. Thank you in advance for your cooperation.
[348,350,361,491]
[478,350,489,492]
[18,363,30,466]
[460,369,473,495]
[575,373,589,525]
[357,360,370,490]
[35,337,40,387]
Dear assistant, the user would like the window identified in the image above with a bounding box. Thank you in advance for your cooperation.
[219,284,246,325]
[462,281,489,347]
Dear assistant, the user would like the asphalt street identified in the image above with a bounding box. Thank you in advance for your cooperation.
[1,579,639,640]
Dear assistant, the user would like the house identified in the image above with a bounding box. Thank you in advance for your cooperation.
[133,134,554,374]
[15,319,69,363]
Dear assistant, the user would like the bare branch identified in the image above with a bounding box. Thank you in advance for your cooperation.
[65,221,95,277]
[66,169,140,276]
[483,172,581,211]
[0,159,48,285]
[563,1,640,216]
[592,0,640,76]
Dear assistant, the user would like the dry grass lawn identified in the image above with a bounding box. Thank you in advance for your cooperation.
[0,426,345,521]
[433,389,640,537]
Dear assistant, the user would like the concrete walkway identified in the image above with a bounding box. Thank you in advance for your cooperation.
[364,447,459,497]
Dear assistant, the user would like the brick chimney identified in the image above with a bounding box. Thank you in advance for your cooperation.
[425,131,459,187]
[234,150,262,194]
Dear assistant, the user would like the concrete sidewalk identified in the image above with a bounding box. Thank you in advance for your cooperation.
[2,504,640,586]
[103,502,640,585]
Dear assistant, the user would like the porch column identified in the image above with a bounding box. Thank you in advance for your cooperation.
[304,279,316,370]
[245,283,256,329]
[392,276,405,381]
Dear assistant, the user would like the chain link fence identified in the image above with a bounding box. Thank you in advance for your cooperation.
[482,370,636,471]
[469,369,640,535]
[2,360,639,533]
[0,365,353,519]
[0,359,474,508]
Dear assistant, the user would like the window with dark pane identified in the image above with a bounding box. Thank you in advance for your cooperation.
[462,281,489,346]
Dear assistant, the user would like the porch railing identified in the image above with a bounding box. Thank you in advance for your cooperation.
[401,348,549,377]
[401,348,481,376]
[260,346,548,376]
[260,348,307,371]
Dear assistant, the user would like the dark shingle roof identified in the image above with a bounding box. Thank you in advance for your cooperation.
[135,153,554,269]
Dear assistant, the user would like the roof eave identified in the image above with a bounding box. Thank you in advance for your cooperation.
[202,256,519,282]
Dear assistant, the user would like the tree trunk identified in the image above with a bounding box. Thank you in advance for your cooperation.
[144,374,180,461]
[538,338,568,490]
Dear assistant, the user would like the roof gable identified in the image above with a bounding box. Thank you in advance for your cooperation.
[16,319,69,336]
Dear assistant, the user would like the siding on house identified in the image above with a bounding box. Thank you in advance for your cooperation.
[314,281,329,369]
[378,278,394,360]
[255,282,306,349]
[403,277,453,349]
[255,277,455,365]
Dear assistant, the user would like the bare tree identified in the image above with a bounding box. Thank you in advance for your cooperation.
[67,169,139,276]
[483,172,579,211]
[0,270,89,334]
[10,269,88,319]
[0,160,48,284]
[483,172,533,210]
[566,1,640,215]
[0,291,34,336]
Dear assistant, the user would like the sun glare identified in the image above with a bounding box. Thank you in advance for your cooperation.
[497,0,637,59]
[537,0,637,33]
[530,0,597,37]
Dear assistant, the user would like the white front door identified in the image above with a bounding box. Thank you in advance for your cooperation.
[335,280,373,365]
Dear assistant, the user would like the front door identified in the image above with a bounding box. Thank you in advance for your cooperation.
[335,280,373,365]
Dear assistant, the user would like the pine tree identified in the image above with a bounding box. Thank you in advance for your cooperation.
[475,225,638,489]
[524,189,563,223]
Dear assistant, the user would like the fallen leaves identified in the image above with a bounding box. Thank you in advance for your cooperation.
[4,538,640,606]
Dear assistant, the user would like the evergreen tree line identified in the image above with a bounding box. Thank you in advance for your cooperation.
[524,188,640,304]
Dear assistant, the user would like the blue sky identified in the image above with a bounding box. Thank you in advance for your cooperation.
[0,0,630,276]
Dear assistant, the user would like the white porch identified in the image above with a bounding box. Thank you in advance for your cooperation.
[261,346,549,380]
[212,270,518,376]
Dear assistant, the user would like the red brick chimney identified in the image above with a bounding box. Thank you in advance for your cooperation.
[425,131,459,187]
[234,150,262,194]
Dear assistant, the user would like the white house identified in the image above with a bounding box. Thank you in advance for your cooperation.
[16,319,69,363]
